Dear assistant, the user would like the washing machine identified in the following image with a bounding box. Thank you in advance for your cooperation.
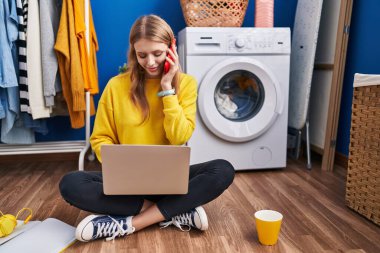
[178,27,290,170]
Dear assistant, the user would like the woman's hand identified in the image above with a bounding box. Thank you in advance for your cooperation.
[160,45,179,91]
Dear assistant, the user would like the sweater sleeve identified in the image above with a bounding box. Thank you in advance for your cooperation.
[162,76,197,145]
[90,85,118,162]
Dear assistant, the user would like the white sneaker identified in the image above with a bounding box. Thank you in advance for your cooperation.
[75,214,135,242]
[159,206,208,231]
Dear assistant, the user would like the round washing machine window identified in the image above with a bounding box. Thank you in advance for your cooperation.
[198,57,284,142]
[214,70,264,122]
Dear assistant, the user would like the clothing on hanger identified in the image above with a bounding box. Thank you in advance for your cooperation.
[0,0,35,144]
[39,0,63,108]
[16,0,31,114]
[0,0,98,143]
[55,0,97,129]
[27,0,52,119]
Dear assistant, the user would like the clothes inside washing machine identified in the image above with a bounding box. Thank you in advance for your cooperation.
[214,70,264,122]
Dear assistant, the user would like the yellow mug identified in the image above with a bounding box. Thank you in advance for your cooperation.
[254,210,283,246]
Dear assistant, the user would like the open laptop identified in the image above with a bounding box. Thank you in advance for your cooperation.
[101,144,190,195]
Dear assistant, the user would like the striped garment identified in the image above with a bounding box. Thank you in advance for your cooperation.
[16,0,31,113]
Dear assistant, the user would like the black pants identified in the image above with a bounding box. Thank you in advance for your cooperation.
[59,159,235,220]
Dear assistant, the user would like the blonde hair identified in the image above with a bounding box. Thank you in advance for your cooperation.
[126,15,181,123]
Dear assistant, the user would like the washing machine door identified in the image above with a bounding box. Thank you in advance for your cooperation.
[198,57,284,142]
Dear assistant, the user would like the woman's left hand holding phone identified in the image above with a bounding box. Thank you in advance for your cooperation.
[161,39,178,91]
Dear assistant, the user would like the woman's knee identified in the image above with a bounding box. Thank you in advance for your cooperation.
[59,171,87,201]
[211,159,235,189]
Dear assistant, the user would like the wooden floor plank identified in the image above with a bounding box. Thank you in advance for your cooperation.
[0,158,379,252]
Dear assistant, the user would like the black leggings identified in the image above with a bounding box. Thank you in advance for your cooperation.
[59,159,235,220]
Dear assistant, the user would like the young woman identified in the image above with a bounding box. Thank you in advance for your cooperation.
[59,15,235,242]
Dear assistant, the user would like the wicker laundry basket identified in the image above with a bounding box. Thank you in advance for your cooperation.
[346,73,380,226]
[180,0,249,27]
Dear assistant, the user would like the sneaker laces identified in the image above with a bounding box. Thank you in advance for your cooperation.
[160,212,193,232]
[94,216,135,242]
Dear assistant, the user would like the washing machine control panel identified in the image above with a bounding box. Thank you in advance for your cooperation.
[180,28,290,55]
[227,31,289,54]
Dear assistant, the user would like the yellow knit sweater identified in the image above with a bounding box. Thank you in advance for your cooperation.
[55,0,98,128]
[90,72,197,162]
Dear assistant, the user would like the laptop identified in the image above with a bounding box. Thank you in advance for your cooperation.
[101,144,190,195]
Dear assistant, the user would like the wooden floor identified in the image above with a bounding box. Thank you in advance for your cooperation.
[0,156,379,253]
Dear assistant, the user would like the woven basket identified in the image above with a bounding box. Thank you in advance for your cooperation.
[180,0,249,27]
[346,80,380,226]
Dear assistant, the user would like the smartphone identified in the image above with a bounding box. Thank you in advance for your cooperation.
[164,38,176,74]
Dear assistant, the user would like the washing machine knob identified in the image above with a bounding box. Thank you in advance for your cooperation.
[235,38,245,48]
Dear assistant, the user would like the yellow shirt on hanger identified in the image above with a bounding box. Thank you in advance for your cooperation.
[75,0,99,95]
[90,72,197,162]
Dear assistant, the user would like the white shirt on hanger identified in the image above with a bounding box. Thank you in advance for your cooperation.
[27,0,52,119]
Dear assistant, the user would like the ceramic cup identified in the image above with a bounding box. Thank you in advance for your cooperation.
[254,210,283,246]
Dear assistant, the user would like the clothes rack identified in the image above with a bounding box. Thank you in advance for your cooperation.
[0,0,93,171]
